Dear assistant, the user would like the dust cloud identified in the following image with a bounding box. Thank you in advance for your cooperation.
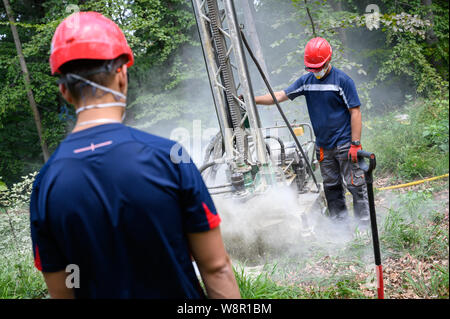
[212,184,373,265]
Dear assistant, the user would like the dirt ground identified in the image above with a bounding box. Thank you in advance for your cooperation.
[286,179,448,299]
[382,186,448,299]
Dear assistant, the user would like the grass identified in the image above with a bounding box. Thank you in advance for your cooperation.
[381,189,448,259]
[364,94,449,182]
[233,264,369,299]
[234,265,303,299]
[0,207,47,299]
[405,264,449,299]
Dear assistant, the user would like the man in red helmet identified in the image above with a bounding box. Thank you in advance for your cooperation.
[255,37,369,223]
[29,12,240,299]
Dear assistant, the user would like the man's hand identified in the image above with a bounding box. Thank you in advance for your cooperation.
[348,143,362,163]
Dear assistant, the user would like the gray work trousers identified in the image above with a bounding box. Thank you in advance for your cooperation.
[316,142,370,221]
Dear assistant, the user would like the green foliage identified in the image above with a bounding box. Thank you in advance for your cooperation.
[0,172,37,209]
[364,92,449,180]
[0,172,46,299]
[0,180,6,191]
[374,39,448,98]
[267,0,448,110]
[0,0,201,184]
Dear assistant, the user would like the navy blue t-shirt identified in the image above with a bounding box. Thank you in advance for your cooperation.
[284,67,361,149]
[29,123,220,298]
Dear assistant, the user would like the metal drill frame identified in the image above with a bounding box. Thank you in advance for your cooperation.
[192,0,268,171]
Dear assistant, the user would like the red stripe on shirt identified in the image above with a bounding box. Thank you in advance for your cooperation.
[202,202,221,229]
[34,244,43,271]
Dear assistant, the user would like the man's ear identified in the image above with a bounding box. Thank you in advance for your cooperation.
[59,83,74,104]
[117,65,128,95]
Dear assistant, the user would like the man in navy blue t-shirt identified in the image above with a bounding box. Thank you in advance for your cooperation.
[255,37,369,222]
[30,12,240,299]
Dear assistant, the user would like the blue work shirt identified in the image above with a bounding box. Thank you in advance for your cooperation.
[30,123,220,298]
[284,67,361,149]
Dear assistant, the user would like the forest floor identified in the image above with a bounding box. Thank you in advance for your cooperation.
[233,177,449,299]
[371,179,449,299]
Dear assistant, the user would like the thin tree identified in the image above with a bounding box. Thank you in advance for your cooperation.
[304,0,317,38]
[242,0,279,120]
[242,0,271,83]
[2,0,50,162]
[422,0,438,45]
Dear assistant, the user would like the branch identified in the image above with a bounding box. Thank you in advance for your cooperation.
[304,0,317,37]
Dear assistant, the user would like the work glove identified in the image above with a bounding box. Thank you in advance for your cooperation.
[348,143,362,163]
[238,94,245,102]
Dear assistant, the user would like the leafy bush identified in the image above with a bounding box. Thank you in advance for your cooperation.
[0,172,47,299]
[0,210,47,299]
[0,172,37,209]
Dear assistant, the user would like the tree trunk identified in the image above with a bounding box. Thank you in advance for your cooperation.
[2,0,50,162]
[242,0,270,83]
[241,0,278,120]
[332,0,348,58]
[421,0,438,45]
[421,0,440,73]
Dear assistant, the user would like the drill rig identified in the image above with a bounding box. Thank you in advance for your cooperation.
[191,0,325,246]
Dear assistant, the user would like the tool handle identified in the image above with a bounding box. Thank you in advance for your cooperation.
[357,149,384,298]
[357,150,376,178]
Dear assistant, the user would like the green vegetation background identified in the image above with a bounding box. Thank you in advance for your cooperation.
[0,0,448,299]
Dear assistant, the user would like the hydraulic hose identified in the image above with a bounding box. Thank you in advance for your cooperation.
[377,173,449,191]
[265,135,286,165]
[199,161,217,174]
[199,157,227,174]
[240,30,319,191]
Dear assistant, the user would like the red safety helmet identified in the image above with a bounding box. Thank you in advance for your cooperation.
[50,11,134,75]
[304,37,332,70]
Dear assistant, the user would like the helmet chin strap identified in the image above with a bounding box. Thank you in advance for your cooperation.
[75,102,126,115]
[68,73,126,100]
[68,73,127,128]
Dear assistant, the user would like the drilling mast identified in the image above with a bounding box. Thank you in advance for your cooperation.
[192,0,320,200]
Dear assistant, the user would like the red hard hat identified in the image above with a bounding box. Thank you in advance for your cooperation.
[304,37,332,69]
[50,11,134,75]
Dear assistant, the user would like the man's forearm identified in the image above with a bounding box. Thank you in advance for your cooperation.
[255,93,275,105]
[188,228,241,299]
[200,257,241,299]
[255,91,288,105]
[350,106,362,141]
